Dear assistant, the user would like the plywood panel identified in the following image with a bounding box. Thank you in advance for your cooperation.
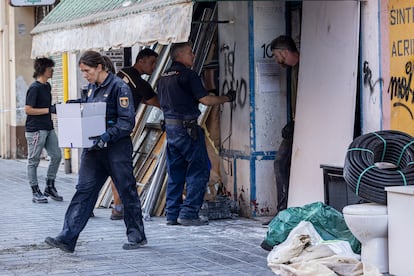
[288,1,360,207]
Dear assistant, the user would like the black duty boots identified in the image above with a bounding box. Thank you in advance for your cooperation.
[32,185,48,203]
[44,179,63,201]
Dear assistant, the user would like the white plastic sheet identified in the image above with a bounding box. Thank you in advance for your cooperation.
[267,221,382,276]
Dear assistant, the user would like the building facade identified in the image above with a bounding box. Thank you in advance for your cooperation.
[0,0,412,217]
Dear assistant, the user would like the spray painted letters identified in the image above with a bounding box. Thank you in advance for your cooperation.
[220,43,247,108]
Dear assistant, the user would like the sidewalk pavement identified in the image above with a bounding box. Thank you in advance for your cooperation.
[0,158,275,276]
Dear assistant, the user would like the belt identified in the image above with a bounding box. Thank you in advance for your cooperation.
[162,118,199,140]
[164,118,183,125]
[164,118,197,126]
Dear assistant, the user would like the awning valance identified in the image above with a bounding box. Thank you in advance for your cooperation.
[30,0,193,58]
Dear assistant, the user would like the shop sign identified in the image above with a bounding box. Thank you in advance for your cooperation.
[386,0,414,135]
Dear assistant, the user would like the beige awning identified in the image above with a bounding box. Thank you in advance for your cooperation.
[30,0,193,58]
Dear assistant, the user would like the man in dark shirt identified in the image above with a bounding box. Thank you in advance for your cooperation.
[25,57,62,203]
[109,48,160,220]
[117,48,160,111]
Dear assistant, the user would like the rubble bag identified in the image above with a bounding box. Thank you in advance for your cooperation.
[261,201,361,254]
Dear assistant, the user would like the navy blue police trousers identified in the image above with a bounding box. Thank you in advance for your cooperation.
[165,124,210,221]
[56,137,145,251]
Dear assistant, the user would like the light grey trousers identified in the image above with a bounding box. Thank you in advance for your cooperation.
[25,130,62,187]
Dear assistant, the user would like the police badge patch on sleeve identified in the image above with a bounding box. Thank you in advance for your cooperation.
[119,97,129,108]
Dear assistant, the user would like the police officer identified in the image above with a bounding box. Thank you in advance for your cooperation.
[157,42,236,226]
[45,51,146,252]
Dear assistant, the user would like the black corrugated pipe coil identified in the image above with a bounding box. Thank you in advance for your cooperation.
[343,130,414,204]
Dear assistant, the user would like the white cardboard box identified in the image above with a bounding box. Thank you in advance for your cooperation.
[56,102,106,148]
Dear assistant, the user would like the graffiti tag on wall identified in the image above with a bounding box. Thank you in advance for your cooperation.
[220,43,247,109]
[363,61,383,104]
[387,61,414,119]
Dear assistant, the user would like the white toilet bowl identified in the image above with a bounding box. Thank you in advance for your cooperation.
[342,203,388,273]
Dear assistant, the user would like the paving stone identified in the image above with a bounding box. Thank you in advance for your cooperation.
[0,159,275,275]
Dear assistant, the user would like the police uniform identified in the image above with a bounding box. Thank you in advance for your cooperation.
[157,61,210,222]
[117,67,156,111]
[55,73,146,251]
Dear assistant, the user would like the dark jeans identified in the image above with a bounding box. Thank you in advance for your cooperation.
[274,137,293,212]
[56,137,145,251]
[165,124,210,221]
